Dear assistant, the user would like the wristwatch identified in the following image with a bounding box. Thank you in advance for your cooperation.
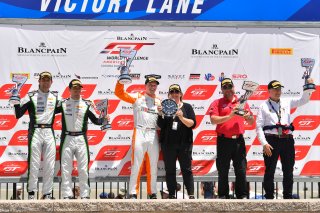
[161,99,178,117]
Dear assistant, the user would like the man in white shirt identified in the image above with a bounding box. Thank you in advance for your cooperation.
[256,79,314,199]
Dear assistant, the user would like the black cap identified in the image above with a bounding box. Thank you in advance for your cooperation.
[39,71,52,80]
[145,74,161,85]
[69,79,83,88]
[221,78,234,87]
[268,80,284,90]
[169,84,182,93]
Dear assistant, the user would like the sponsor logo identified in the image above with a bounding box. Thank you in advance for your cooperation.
[108,134,131,141]
[62,84,96,99]
[232,74,248,80]
[0,115,18,130]
[194,130,217,145]
[97,89,115,96]
[191,44,238,59]
[74,73,98,80]
[250,85,269,100]
[8,130,28,146]
[191,104,205,113]
[8,149,28,157]
[87,130,106,145]
[294,134,311,143]
[111,115,134,130]
[270,48,293,55]
[295,146,310,161]
[17,42,67,57]
[101,74,120,79]
[158,90,168,96]
[94,163,118,172]
[249,103,260,115]
[0,84,32,100]
[251,150,263,157]
[300,161,320,175]
[34,72,71,79]
[218,72,225,82]
[0,161,28,176]
[189,74,200,80]
[95,145,130,161]
[130,73,141,80]
[0,104,14,111]
[183,85,217,100]
[204,73,215,81]
[189,160,214,176]
[192,149,215,157]
[282,89,301,97]
[168,75,185,80]
[126,84,145,94]
[293,116,320,130]
[116,34,148,41]
[247,160,265,175]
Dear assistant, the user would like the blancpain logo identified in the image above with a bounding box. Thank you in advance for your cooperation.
[98,89,114,95]
[8,150,27,156]
[192,44,239,58]
[108,135,131,141]
[0,105,14,110]
[34,72,71,79]
[193,150,215,156]
[117,34,148,41]
[191,104,205,111]
[18,42,67,56]
[294,134,311,141]
[95,165,118,171]
[122,106,133,110]
[282,90,301,96]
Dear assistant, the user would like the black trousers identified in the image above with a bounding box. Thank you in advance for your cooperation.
[216,136,248,199]
[263,136,295,199]
[161,143,194,196]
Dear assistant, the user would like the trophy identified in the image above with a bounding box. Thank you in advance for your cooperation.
[301,58,316,91]
[235,81,259,116]
[96,99,111,131]
[161,99,178,117]
[9,74,28,105]
[118,48,137,84]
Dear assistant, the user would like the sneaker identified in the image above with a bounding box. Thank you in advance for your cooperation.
[129,194,137,199]
[189,195,195,199]
[148,193,157,199]
[63,196,73,199]
[42,194,54,200]
[28,191,35,200]
[81,197,90,199]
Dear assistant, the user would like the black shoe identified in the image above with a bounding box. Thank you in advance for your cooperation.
[42,194,55,200]
[218,196,229,199]
[168,194,176,199]
[189,195,195,199]
[148,193,157,199]
[63,196,73,199]
[81,197,90,199]
[129,194,137,199]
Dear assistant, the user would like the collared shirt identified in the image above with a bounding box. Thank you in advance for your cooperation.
[209,95,251,136]
[256,90,312,146]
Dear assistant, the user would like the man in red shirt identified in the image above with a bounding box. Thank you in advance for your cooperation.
[209,78,254,199]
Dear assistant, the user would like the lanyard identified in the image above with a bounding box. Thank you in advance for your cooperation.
[268,99,281,124]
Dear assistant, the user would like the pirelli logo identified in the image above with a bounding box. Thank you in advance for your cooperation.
[270,48,293,55]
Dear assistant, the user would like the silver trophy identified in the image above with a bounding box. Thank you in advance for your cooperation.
[118,48,137,84]
[235,81,259,116]
[301,58,316,91]
[9,74,28,105]
[96,99,111,131]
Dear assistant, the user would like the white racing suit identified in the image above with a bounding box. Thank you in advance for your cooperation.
[14,90,59,196]
[57,98,103,198]
[115,82,161,196]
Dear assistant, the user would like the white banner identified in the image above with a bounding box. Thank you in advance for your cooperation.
[0,25,319,178]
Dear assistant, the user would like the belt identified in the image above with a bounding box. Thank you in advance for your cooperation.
[136,125,156,130]
[264,133,293,139]
[65,131,85,136]
[34,124,52,128]
[218,134,243,139]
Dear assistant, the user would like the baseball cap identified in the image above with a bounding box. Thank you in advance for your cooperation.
[69,79,83,88]
[221,78,234,87]
[268,80,284,90]
[145,74,161,85]
[169,84,182,92]
[39,71,52,80]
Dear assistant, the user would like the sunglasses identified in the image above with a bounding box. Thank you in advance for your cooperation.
[222,84,233,90]
[169,90,180,94]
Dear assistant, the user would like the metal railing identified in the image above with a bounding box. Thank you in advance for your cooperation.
[2,176,320,200]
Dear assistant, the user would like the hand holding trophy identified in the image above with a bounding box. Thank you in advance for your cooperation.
[9,74,28,105]
[96,99,111,131]
[235,81,259,116]
[301,58,316,91]
[118,48,137,84]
